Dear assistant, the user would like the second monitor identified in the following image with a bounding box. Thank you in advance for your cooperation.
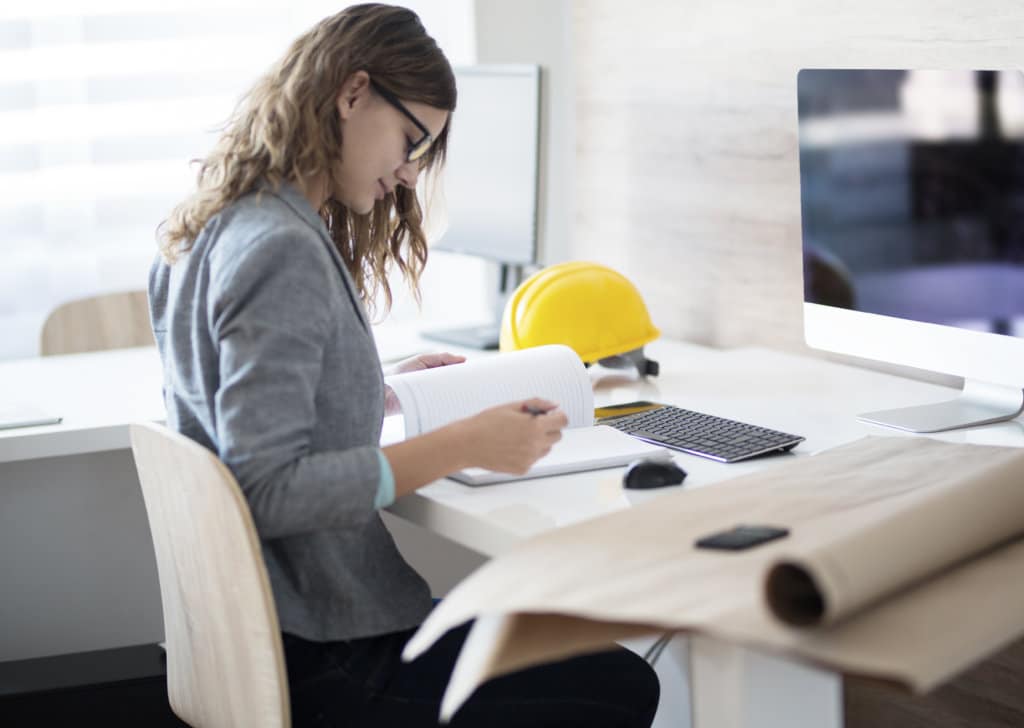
[423,64,542,350]
[798,68,1024,432]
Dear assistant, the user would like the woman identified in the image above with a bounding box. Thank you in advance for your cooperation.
[150,4,659,726]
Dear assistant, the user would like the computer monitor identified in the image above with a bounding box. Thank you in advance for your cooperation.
[422,64,542,349]
[797,68,1024,432]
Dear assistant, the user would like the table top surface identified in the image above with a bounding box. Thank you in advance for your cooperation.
[384,337,1024,555]
[0,346,163,462]
[3,328,1023,556]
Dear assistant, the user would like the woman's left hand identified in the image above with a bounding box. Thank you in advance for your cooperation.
[384,352,467,416]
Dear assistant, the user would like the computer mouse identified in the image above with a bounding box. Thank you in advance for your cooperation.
[622,458,687,489]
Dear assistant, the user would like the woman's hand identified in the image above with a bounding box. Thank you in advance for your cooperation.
[454,398,568,475]
[382,397,569,500]
[384,352,466,416]
[386,351,466,377]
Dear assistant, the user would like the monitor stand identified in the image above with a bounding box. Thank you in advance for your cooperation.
[858,379,1024,433]
[422,262,529,351]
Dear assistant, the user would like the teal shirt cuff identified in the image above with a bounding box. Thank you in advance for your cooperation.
[374,449,396,509]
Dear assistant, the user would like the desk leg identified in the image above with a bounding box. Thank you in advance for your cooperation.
[689,635,842,728]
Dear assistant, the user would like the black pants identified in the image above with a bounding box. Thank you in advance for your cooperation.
[283,622,660,727]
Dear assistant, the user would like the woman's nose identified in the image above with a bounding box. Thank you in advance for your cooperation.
[396,160,421,188]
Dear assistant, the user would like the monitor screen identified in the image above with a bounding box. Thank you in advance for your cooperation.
[431,65,540,266]
[798,69,1024,338]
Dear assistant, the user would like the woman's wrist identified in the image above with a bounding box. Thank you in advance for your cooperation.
[438,419,475,472]
[384,418,477,499]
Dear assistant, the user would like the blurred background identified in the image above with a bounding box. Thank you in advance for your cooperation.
[8,0,1024,378]
[0,0,478,360]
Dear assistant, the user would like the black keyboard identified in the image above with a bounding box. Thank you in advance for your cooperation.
[599,405,804,463]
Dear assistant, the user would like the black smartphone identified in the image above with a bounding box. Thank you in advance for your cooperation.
[594,401,667,421]
[695,525,790,551]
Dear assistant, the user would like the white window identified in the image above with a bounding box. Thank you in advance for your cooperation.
[0,0,473,360]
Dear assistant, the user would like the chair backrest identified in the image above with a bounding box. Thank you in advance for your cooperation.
[129,422,290,728]
[40,290,155,356]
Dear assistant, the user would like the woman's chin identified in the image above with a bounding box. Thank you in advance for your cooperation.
[339,197,376,215]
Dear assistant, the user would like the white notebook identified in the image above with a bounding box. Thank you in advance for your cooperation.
[385,345,670,485]
[450,425,670,486]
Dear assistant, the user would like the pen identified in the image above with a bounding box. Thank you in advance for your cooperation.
[523,405,548,416]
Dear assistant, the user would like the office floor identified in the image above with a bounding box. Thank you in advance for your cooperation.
[843,636,1024,728]
[0,645,186,727]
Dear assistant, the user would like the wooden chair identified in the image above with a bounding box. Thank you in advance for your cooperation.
[129,422,291,728]
[40,290,155,356]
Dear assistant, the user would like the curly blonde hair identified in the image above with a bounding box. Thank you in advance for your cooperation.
[158,4,456,314]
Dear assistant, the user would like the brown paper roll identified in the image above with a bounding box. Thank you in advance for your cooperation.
[765,561,827,626]
[765,441,1024,628]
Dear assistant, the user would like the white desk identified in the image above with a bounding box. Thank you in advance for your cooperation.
[383,339,1024,728]
[387,338,1024,557]
[0,347,163,463]
[0,347,166,662]
[3,335,1022,727]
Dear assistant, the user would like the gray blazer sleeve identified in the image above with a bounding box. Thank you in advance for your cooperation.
[207,229,381,538]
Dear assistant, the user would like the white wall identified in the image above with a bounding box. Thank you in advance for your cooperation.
[572,0,1024,386]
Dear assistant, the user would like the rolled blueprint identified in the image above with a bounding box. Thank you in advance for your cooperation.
[766,439,1024,627]
[403,436,1024,719]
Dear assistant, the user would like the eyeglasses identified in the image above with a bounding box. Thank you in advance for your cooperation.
[369,79,434,163]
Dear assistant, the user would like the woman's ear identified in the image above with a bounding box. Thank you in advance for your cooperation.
[336,70,371,121]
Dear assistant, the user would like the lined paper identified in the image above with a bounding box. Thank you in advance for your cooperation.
[385,345,594,436]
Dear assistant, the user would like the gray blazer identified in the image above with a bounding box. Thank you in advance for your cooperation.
[148,181,432,641]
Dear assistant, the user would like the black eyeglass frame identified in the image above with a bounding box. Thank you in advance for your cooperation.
[369,79,434,163]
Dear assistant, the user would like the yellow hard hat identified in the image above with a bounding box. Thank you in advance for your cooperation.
[500,261,661,376]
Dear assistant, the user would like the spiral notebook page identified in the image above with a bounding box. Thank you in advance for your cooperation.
[385,345,594,437]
